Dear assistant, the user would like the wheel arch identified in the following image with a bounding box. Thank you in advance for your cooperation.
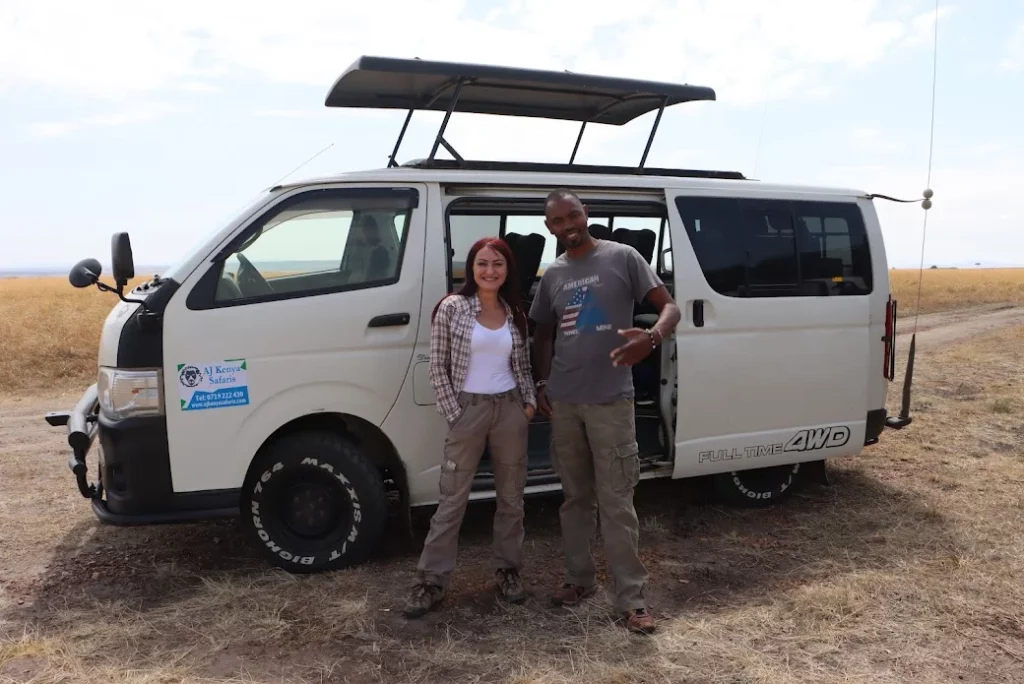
[246,411,409,515]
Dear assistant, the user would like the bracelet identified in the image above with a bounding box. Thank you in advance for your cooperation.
[645,328,658,349]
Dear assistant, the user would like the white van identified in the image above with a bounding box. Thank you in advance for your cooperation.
[46,56,913,573]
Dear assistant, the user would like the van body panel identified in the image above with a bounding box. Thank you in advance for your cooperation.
[160,182,429,493]
[665,188,876,479]
[380,184,454,506]
[859,199,892,415]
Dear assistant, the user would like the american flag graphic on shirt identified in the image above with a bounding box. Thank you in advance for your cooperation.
[560,285,590,335]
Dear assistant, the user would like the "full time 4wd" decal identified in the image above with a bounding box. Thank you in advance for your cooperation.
[698,425,851,464]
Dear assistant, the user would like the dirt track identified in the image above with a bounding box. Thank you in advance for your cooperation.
[900,303,1024,346]
[2,304,1023,683]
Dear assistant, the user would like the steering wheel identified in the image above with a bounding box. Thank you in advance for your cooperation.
[235,254,273,297]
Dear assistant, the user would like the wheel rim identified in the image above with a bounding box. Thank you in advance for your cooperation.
[273,469,352,541]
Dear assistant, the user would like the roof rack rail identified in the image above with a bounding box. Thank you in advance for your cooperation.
[324,56,719,174]
[400,158,746,180]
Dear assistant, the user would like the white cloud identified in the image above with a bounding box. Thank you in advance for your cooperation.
[1,0,943,111]
[849,127,908,155]
[1000,21,1024,71]
[26,103,185,139]
[901,4,955,48]
[815,161,1024,268]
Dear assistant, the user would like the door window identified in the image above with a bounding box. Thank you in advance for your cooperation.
[211,187,417,304]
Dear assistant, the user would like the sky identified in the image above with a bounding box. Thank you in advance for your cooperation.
[1,0,1021,273]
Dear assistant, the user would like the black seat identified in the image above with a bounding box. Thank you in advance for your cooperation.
[611,227,657,263]
[504,231,545,297]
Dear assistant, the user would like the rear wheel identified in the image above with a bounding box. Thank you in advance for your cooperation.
[713,462,803,508]
[239,430,388,573]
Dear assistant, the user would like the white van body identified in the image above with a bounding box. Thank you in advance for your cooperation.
[49,56,908,572]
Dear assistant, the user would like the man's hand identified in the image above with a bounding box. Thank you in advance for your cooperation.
[537,385,552,417]
[610,328,655,367]
[524,403,536,420]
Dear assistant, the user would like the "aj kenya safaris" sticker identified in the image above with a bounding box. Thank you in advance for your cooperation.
[177,359,250,411]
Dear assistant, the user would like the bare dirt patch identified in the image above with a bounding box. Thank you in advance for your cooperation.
[2,309,1023,683]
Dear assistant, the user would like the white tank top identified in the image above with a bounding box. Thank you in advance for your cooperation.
[462,319,518,394]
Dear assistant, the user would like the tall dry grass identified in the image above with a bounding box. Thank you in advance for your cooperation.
[2,268,1023,395]
[0,275,149,396]
[889,267,1024,315]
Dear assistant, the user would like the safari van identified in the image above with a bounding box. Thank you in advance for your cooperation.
[46,56,914,573]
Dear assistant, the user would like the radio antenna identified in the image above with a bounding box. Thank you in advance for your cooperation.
[878,0,941,431]
[271,142,335,187]
[912,0,941,336]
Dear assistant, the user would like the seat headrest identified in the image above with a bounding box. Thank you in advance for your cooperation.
[612,227,657,263]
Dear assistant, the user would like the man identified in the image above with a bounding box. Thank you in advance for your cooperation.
[529,188,681,635]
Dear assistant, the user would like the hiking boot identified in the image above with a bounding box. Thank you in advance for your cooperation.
[402,582,445,618]
[623,607,656,634]
[551,583,597,607]
[495,568,526,603]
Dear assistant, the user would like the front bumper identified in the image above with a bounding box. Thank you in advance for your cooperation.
[44,383,100,499]
[45,384,239,525]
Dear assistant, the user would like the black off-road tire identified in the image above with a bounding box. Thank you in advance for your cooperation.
[713,462,803,508]
[239,429,388,573]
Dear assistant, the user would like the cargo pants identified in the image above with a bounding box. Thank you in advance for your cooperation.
[416,389,530,587]
[549,396,649,612]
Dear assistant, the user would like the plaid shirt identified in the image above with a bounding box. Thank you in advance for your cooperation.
[429,293,536,424]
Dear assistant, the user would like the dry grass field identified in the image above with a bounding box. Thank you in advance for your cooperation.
[2,267,1024,683]
[2,268,1024,396]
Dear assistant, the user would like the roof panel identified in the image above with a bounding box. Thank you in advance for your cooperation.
[324,56,716,126]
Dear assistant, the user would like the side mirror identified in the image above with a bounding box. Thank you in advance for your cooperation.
[69,258,103,289]
[111,232,135,289]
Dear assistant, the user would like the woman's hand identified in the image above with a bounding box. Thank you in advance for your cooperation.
[524,403,536,421]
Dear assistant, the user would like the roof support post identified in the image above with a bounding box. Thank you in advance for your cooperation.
[569,121,587,164]
[638,97,668,172]
[429,78,466,162]
[388,109,414,168]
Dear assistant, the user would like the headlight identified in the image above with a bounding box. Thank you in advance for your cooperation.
[97,367,164,420]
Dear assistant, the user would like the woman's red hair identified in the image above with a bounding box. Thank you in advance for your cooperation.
[432,237,528,336]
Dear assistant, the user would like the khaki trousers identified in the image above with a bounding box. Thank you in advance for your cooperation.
[416,389,530,588]
[549,396,649,612]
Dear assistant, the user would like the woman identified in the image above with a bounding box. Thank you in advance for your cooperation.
[403,237,537,618]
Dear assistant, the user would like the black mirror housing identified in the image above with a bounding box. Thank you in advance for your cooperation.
[69,258,103,289]
[111,232,135,288]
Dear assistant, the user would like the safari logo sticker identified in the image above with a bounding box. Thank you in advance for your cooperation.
[177,359,249,411]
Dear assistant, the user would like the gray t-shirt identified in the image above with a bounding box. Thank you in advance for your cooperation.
[529,239,663,404]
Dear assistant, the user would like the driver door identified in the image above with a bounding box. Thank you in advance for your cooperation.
[162,183,428,494]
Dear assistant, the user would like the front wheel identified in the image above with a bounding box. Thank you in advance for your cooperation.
[713,462,803,508]
[239,430,389,573]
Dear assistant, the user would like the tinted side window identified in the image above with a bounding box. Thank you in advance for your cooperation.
[208,187,416,306]
[674,197,747,296]
[675,196,872,297]
[792,201,873,295]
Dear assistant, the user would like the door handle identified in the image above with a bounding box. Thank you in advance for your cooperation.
[368,313,410,328]
[692,300,704,328]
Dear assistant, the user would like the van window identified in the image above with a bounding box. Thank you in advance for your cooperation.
[211,187,416,304]
[675,196,872,297]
